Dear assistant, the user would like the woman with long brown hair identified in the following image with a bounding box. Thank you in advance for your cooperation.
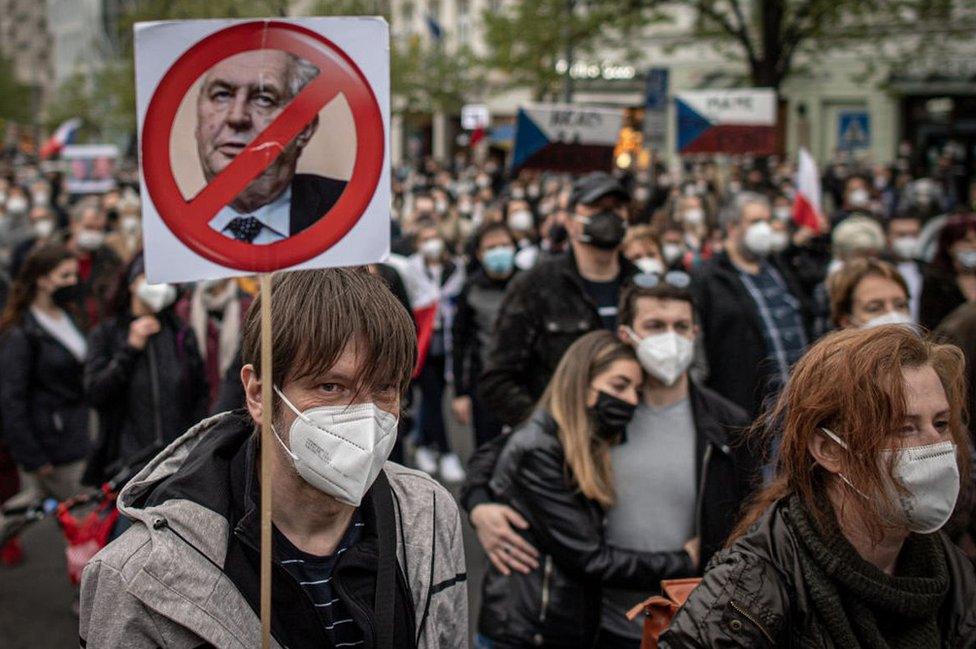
[661,326,976,648]
[0,244,90,540]
[477,330,699,649]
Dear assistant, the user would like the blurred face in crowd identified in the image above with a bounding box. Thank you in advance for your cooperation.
[586,357,642,409]
[416,225,445,262]
[843,275,910,328]
[195,50,318,210]
[625,296,697,343]
[772,196,793,223]
[678,195,704,229]
[622,238,662,265]
[477,227,516,278]
[29,206,56,239]
[37,258,79,298]
[845,176,871,209]
[568,195,628,243]
[950,229,976,273]
[729,200,772,251]
[413,195,435,218]
[887,216,921,260]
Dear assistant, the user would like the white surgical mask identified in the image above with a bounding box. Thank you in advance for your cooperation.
[420,237,445,260]
[75,228,106,251]
[136,281,177,313]
[820,427,959,534]
[955,249,976,270]
[6,197,27,214]
[662,243,684,266]
[683,208,704,226]
[891,236,919,261]
[33,219,55,239]
[848,188,870,207]
[634,256,665,276]
[743,221,774,257]
[273,387,398,506]
[507,209,534,232]
[121,215,141,234]
[626,328,694,386]
[861,310,914,330]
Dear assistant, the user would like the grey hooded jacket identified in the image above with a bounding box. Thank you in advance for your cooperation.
[79,412,469,648]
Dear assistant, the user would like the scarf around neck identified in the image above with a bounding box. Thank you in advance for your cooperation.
[786,494,948,649]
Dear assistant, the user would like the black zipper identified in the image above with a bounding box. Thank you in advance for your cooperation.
[694,444,713,541]
[539,555,554,623]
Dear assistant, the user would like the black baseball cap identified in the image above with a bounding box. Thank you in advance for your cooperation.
[570,172,629,206]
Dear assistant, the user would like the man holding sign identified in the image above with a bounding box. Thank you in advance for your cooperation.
[79,269,468,648]
[196,50,347,244]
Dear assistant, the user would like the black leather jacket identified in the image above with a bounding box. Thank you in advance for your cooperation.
[478,250,639,427]
[462,381,760,573]
[661,500,976,648]
[479,410,694,648]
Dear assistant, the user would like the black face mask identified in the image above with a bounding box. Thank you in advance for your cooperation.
[51,283,82,309]
[548,223,569,247]
[589,390,637,442]
[579,210,626,250]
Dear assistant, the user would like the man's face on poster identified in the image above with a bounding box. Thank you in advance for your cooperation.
[195,50,318,210]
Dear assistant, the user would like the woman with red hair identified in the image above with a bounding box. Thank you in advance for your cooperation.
[661,326,976,647]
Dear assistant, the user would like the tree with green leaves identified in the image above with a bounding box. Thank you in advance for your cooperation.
[638,0,976,92]
[481,0,647,101]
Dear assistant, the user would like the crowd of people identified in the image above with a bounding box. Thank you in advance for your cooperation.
[1,142,976,647]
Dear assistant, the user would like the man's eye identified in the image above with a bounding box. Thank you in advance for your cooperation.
[254,94,277,108]
[320,383,344,393]
[211,90,232,101]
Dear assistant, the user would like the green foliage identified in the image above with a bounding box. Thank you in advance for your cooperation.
[645,0,972,90]
[481,0,651,100]
[0,54,34,123]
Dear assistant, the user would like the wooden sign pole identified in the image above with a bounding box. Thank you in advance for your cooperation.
[260,273,274,649]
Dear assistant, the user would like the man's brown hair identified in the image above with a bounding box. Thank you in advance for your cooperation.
[241,267,417,396]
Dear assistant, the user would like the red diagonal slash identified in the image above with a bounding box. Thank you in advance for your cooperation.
[188,72,340,225]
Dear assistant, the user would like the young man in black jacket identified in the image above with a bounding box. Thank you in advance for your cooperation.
[462,282,760,649]
[478,172,639,428]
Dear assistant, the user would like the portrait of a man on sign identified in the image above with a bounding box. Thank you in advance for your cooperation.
[194,49,347,244]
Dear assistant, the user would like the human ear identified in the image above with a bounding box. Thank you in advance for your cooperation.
[242,364,263,425]
[808,431,845,474]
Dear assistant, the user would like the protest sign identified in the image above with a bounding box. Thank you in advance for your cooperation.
[676,89,776,155]
[511,103,623,172]
[63,144,118,194]
[135,18,390,283]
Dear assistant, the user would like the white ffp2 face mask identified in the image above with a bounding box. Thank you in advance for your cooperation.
[821,427,959,534]
[273,387,399,507]
[860,310,914,330]
[136,281,177,313]
[626,328,694,386]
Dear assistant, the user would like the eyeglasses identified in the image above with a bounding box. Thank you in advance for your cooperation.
[632,270,692,289]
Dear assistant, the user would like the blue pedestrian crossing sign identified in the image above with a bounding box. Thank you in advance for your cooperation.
[838,111,870,150]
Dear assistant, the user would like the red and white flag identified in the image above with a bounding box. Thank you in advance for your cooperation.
[39,118,82,159]
[793,147,825,234]
[384,254,440,378]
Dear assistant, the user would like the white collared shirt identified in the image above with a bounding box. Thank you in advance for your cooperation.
[209,186,292,245]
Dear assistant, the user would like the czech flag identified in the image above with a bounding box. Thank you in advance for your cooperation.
[40,118,82,159]
[793,147,825,234]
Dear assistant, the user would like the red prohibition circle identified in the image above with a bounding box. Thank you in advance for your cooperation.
[141,21,384,271]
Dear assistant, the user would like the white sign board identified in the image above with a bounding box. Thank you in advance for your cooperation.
[63,144,119,194]
[461,103,490,130]
[134,18,391,283]
[675,89,776,125]
[511,103,623,172]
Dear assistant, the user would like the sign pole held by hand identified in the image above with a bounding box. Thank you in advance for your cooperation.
[260,273,274,649]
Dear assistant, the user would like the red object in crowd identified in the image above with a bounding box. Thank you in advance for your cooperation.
[56,489,119,585]
[1,538,23,566]
[470,127,485,148]
[793,147,825,235]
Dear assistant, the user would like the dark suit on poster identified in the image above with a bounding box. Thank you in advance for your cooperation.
[289,173,348,236]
